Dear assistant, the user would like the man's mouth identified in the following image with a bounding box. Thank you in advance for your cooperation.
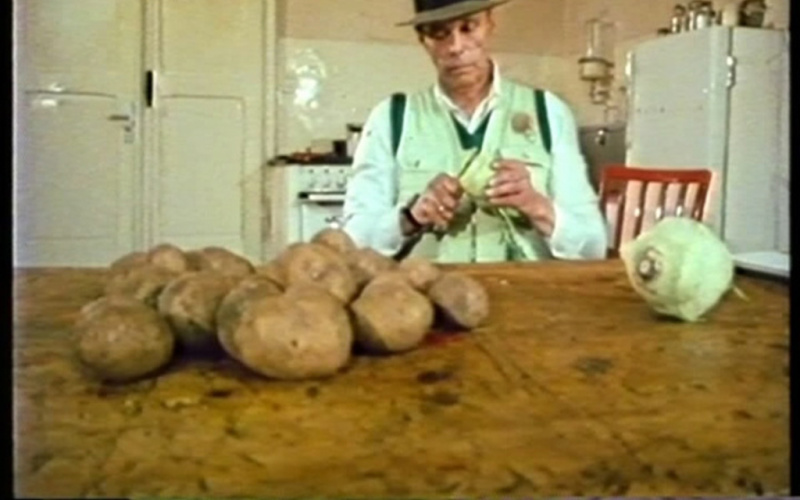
[447,64,473,74]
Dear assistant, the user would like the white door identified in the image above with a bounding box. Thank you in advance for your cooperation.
[14,0,144,267]
[145,0,265,260]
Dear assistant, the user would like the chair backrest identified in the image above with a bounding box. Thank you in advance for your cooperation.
[599,164,713,258]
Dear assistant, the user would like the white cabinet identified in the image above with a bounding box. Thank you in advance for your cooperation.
[14,0,269,267]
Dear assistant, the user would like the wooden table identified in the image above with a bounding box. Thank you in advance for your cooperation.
[12,260,790,498]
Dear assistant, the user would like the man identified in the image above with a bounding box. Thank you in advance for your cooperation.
[342,0,608,263]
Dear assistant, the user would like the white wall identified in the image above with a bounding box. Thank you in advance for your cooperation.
[276,38,570,153]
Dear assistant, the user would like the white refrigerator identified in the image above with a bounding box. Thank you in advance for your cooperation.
[625,26,790,262]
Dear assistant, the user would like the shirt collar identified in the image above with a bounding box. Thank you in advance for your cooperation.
[433,60,503,116]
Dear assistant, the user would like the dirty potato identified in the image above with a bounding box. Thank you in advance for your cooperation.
[276,243,358,304]
[427,272,490,329]
[310,227,358,255]
[397,256,442,292]
[188,246,255,278]
[105,264,180,308]
[224,284,353,380]
[74,296,175,383]
[350,279,434,354]
[368,270,414,289]
[216,275,283,358]
[254,259,287,289]
[346,247,397,289]
[157,271,238,355]
[147,243,190,274]
[109,251,149,274]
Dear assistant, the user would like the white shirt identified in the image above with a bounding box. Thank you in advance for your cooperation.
[343,66,608,261]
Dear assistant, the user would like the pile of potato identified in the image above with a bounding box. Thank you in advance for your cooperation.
[73,229,490,383]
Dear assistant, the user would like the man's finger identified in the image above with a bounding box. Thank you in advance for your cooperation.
[489,170,527,187]
[423,194,451,227]
[439,175,463,196]
[488,192,525,208]
[492,160,541,177]
[486,181,524,198]
[432,186,460,210]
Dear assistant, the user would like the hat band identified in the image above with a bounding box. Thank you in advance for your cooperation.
[414,0,480,12]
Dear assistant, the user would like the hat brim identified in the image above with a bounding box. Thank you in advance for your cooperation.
[396,0,511,27]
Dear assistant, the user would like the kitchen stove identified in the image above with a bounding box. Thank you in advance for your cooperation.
[262,164,352,260]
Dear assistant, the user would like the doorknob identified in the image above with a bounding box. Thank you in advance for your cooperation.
[107,114,132,122]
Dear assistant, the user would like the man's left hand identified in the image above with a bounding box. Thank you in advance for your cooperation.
[484,158,555,237]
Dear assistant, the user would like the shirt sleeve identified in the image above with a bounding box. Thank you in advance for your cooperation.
[540,92,609,260]
[341,98,408,256]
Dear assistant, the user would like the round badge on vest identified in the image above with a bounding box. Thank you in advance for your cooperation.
[511,112,537,143]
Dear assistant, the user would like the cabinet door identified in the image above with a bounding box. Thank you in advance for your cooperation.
[14,0,144,267]
[147,0,264,260]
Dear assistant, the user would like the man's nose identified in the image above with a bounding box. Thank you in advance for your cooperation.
[445,30,466,54]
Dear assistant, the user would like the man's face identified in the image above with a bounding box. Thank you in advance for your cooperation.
[418,11,495,90]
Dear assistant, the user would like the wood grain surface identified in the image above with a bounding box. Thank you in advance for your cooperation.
[12,261,790,498]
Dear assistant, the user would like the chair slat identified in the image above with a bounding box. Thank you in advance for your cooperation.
[598,165,713,259]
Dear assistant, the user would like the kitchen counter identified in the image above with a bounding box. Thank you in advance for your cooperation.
[12,260,790,498]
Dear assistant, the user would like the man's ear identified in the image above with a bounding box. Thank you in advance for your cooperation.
[485,10,496,33]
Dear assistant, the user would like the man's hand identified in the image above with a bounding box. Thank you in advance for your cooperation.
[485,158,555,236]
[403,173,464,234]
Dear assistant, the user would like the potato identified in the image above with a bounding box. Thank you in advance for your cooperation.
[157,271,238,355]
[346,247,397,288]
[350,279,434,354]
[254,260,286,288]
[105,264,180,308]
[74,296,174,383]
[184,250,206,271]
[276,243,358,304]
[147,243,190,274]
[109,251,148,273]
[187,246,255,278]
[216,275,283,357]
[224,284,353,380]
[397,256,442,292]
[310,227,358,254]
[368,270,413,289]
[427,272,490,329]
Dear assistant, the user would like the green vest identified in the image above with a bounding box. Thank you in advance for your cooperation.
[393,79,554,263]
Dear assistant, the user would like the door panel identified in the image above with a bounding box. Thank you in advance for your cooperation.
[15,94,137,266]
[156,97,245,251]
[18,0,143,93]
[149,0,264,259]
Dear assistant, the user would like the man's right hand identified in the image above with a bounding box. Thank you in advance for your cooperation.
[403,173,464,235]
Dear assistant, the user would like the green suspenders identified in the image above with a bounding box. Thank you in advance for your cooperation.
[390,93,407,157]
[533,89,552,154]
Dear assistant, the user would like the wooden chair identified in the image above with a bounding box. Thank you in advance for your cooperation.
[598,165,713,258]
